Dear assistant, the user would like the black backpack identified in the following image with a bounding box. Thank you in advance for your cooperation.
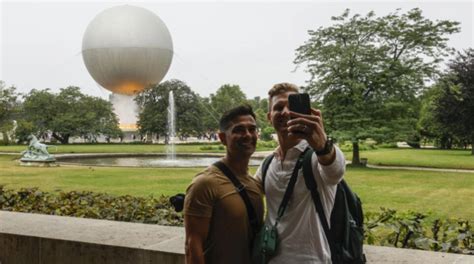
[261,148,366,264]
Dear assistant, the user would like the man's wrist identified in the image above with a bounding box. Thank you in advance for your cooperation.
[314,138,333,156]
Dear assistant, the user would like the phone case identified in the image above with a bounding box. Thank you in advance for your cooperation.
[288,93,311,115]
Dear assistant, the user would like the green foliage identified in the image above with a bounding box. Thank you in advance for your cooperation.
[377,142,398,149]
[260,127,275,141]
[0,186,182,226]
[256,139,278,150]
[448,49,474,153]
[254,108,269,131]
[0,81,21,145]
[295,8,460,164]
[338,140,377,152]
[14,119,35,143]
[209,84,247,115]
[135,79,206,136]
[20,87,121,144]
[426,49,474,152]
[365,208,472,254]
[199,145,225,151]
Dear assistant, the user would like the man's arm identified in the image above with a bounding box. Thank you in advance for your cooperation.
[184,214,210,264]
[315,145,346,185]
[317,144,336,165]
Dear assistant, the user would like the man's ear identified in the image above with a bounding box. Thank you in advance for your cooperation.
[267,111,272,124]
[218,131,226,146]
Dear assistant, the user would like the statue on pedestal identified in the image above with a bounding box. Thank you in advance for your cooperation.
[20,135,55,162]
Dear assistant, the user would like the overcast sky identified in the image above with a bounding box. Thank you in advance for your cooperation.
[1,0,473,100]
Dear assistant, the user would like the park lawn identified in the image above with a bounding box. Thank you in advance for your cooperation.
[0,155,201,196]
[0,155,472,220]
[344,148,474,170]
[343,166,473,220]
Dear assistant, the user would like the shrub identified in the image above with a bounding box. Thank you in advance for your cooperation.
[364,208,473,254]
[0,186,182,226]
[257,140,278,150]
[199,145,225,151]
[339,140,378,152]
[260,127,275,141]
[377,142,398,148]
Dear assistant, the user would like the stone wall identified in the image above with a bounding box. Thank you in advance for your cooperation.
[0,211,472,264]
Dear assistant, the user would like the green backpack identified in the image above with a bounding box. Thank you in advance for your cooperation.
[261,148,366,264]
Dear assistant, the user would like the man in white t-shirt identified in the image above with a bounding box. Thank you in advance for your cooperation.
[254,82,346,263]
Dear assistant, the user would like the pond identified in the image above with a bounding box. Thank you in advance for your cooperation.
[59,155,262,168]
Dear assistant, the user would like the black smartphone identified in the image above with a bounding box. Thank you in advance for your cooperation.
[288,93,311,116]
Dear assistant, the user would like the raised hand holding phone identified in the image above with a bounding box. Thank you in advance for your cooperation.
[287,93,328,152]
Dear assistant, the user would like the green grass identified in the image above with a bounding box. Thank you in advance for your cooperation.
[344,166,474,220]
[0,155,201,196]
[344,148,474,170]
[1,155,472,220]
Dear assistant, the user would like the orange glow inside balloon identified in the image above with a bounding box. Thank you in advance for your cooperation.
[119,123,138,131]
[112,81,145,95]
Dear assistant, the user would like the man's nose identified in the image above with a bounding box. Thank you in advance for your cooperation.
[282,106,290,116]
[243,129,253,138]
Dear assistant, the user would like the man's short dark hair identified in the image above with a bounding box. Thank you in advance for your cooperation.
[219,104,256,132]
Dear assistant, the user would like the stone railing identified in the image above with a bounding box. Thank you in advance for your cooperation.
[0,211,472,264]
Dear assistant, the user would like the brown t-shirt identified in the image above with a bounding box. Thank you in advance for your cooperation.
[184,164,264,264]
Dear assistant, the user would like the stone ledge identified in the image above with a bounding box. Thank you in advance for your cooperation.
[1,211,472,263]
[0,211,183,254]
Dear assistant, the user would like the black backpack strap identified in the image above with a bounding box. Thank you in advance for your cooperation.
[213,161,259,237]
[274,147,311,225]
[301,149,335,252]
[261,154,275,192]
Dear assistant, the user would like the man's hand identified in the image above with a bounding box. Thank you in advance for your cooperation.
[287,108,327,149]
[185,214,210,264]
[287,108,335,165]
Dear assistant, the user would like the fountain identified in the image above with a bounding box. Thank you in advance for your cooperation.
[56,90,262,167]
[166,90,176,160]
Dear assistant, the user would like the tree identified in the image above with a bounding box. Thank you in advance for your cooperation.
[295,8,459,165]
[248,96,271,132]
[199,96,220,133]
[22,87,121,144]
[417,85,443,146]
[448,49,474,154]
[196,84,248,131]
[430,49,474,153]
[210,84,247,114]
[135,79,206,137]
[424,78,462,149]
[0,81,21,144]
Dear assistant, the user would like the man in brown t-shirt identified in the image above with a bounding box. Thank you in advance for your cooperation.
[184,105,264,264]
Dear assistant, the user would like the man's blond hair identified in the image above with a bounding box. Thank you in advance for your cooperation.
[268,82,299,111]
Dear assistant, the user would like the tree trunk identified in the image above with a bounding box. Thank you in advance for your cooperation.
[52,133,70,144]
[352,141,361,166]
[472,134,474,155]
[1,131,9,145]
[61,135,70,144]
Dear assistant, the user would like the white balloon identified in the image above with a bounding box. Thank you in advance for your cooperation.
[82,5,173,95]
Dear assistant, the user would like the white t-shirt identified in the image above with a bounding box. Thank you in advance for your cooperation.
[254,140,346,264]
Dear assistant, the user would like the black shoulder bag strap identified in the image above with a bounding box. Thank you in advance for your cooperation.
[274,148,310,226]
[301,149,336,252]
[213,161,260,237]
[261,154,275,192]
